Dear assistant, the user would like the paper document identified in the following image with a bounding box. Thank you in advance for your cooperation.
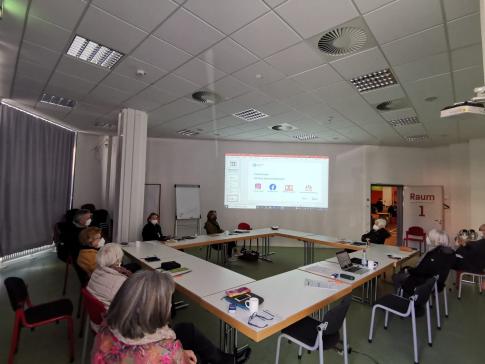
[304,263,337,277]
[304,278,341,290]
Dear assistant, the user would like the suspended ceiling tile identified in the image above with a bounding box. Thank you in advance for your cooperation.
[230,12,301,58]
[24,16,71,53]
[447,12,481,50]
[153,8,225,56]
[290,64,342,91]
[101,72,150,95]
[199,38,259,74]
[114,56,167,84]
[364,0,442,44]
[451,43,482,71]
[57,55,110,83]
[393,53,450,83]
[183,0,270,35]
[265,41,326,76]
[442,0,479,21]
[154,73,200,98]
[330,47,388,80]
[92,0,178,33]
[174,58,226,87]
[360,85,406,104]
[131,36,192,72]
[30,0,87,30]
[125,86,178,112]
[353,0,396,14]
[274,0,359,39]
[453,66,484,101]
[77,5,148,54]
[232,61,286,87]
[19,41,60,70]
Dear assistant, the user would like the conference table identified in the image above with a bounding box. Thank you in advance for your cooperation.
[122,228,418,355]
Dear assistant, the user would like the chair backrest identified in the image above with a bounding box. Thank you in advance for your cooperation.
[81,288,106,325]
[73,261,90,287]
[407,226,425,238]
[319,295,352,335]
[238,222,251,230]
[412,277,436,306]
[4,277,29,312]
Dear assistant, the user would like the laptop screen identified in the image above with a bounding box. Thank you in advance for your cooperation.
[336,250,352,269]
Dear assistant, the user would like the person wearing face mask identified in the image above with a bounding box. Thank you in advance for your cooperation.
[142,213,170,241]
[361,218,391,245]
[204,210,237,258]
[77,227,105,276]
[59,208,91,260]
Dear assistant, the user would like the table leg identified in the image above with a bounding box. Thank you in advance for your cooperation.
[259,236,274,262]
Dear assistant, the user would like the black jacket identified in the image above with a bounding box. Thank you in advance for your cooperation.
[142,223,163,241]
[454,239,485,273]
[204,220,223,234]
[59,222,85,259]
[361,228,391,245]
[402,246,456,296]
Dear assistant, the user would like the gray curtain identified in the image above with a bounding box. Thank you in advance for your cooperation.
[0,104,75,256]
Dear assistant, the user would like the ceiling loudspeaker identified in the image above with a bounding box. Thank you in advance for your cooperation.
[318,26,367,56]
[270,123,298,131]
[191,91,221,104]
[375,98,410,111]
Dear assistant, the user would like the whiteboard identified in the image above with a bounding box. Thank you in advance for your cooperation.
[144,184,161,219]
[175,185,201,220]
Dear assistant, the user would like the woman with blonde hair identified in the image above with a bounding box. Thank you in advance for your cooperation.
[92,270,250,364]
[77,226,104,275]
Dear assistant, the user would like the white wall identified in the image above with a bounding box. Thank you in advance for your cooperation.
[145,137,485,243]
[72,133,107,209]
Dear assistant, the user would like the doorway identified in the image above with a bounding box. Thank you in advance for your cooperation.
[370,184,403,245]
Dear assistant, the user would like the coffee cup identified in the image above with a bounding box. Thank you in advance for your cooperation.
[135,240,141,247]
[245,297,259,314]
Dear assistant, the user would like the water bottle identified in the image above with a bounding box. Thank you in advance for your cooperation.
[362,248,368,267]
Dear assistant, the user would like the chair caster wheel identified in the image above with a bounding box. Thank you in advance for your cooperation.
[384,326,388,330]
[437,327,441,331]
[428,343,432,347]
[368,339,372,343]
[445,314,449,318]
[297,355,302,360]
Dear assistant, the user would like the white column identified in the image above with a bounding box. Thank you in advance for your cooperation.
[112,109,147,242]
[469,138,485,228]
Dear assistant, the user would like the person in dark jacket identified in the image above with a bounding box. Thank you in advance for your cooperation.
[361,218,391,245]
[395,229,455,297]
[375,199,384,212]
[204,210,236,258]
[59,209,91,260]
[92,209,111,242]
[453,238,485,273]
[142,213,169,241]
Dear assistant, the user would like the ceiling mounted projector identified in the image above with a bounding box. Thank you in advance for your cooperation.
[440,100,485,119]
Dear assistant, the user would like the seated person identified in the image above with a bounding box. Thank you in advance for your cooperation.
[204,210,236,257]
[59,208,91,260]
[92,270,250,364]
[87,243,131,308]
[142,212,169,241]
[77,227,105,276]
[92,209,111,242]
[394,229,455,298]
[361,218,390,245]
[453,232,485,274]
[81,203,96,214]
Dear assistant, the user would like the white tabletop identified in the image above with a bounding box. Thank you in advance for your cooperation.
[200,269,352,342]
[122,241,186,264]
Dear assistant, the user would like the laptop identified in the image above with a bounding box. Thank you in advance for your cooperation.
[336,250,369,274]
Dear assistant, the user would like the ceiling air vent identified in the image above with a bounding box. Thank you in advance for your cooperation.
[192,91,221,104]
[318,27,367,56]
[94,121,116,129]
[233,108,269,122]
[388,116,420,127]
[350,68,397,93]
[40,92,76,108]
[293,133,318,141]
[270,123,298,131]
[406,135,429,142]
[177,129,200,136]
[376,98,409,111]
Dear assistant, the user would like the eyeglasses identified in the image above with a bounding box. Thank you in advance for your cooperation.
[247,310,275,328]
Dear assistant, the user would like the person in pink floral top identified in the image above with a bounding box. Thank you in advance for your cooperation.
[91,270,250,364]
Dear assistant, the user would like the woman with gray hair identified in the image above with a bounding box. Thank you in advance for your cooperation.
[395,228,456,298]
[361,218,391,244]
[87,243,131,308]
[91,270,250,364]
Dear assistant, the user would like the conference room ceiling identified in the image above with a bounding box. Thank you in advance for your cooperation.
[1,0,484,146]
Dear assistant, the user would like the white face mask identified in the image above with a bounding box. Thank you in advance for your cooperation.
[372,224,379,231]
[150,219,158,225]
[97,238,105,248]
[85,218,92,226]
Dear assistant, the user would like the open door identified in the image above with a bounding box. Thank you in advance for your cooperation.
[370,184,403,245]
[402,185,444,235]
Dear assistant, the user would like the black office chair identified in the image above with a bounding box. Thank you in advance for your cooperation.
[368,277,436,364]
[275,295,352,364]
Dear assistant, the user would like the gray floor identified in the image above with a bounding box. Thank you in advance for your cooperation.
[1,246,484,364]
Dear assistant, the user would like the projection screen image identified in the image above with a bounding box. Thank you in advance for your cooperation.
[224,153,329,209]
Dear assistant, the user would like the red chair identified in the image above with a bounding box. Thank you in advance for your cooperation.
[80,288,106,363]
[404,226,426,254]
[238,222,254,252]
[4,277,74,364]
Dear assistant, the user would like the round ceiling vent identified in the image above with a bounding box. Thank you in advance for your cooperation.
[318,27,367,56]
[192,91,221,104]
[376,99,409,111]
[271,123,298,131]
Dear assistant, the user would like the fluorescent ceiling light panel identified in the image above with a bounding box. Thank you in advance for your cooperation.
[350,68,397,93]
[293,133,318,141]
[388,116,420,127]
[406,135,429,142]
[66,35,124,69]
[177,128,200,136]
[233,108,269,122]
[40,92,76,108]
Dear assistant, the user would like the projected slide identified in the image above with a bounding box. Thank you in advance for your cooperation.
[224,153,329,209]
